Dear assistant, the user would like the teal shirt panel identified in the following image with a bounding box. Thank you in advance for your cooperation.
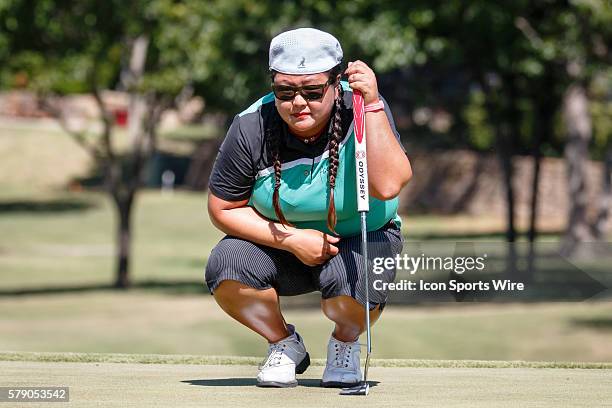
[248,130,402,237]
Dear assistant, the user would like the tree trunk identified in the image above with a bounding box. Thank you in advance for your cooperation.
[497,127,517,243]
[592,146,612,239]
[527,93,555,278]
[498,74,520,244]
[561,83,593,256]
[528,96,555,243]
[114,194,134,288]
[118,34,150,149]
[526,111,544,280]
[110,34,151,288]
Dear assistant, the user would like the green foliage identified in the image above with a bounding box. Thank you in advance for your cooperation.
[464,90,494,151]
[1,0,610,154]
[590,69,612,155]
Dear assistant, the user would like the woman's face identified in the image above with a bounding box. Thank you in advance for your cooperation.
[273,72,338,139]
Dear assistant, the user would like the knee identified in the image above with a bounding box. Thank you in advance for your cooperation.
[204,239,232,281]
[321,296,382,330]
[205,237,272,288]
[213,280,240,300]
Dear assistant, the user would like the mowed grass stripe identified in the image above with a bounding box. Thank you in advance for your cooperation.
[1,351,611,369]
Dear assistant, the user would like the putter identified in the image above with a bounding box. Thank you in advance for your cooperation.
[339,90,371,396]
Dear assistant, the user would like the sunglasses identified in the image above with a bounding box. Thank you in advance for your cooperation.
[271,77,335,101]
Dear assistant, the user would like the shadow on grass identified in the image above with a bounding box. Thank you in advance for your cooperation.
[0,280,209,297]
[181,378,380,389]
[0,199,95,214]
[571,317,612,331]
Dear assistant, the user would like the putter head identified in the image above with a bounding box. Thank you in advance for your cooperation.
[339,382,369,396]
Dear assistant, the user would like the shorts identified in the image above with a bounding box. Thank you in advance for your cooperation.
[204,220,404,309]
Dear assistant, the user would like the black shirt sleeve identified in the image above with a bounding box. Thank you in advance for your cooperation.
[208,115,256,201]
[380,95,406,153]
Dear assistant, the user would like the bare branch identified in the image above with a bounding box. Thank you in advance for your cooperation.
[38,96,103,159]
[92,88,116,162]
[515,16,543,49]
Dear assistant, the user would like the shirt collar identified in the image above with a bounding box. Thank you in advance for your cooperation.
[282,116,333,154]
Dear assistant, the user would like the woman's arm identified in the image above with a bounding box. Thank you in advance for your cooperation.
[363,105,413,200]
[345,60,413,200]
[207,191,339,266]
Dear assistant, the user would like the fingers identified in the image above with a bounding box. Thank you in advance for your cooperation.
[345,60,378,103]
[347,80,370,92]
[347,73,368,84]
[325,234,341,244]
[345,60,370,75]
[314,245,338,265]
[296,231,341,266]
[320,234,340,261]
[323,234,340,257]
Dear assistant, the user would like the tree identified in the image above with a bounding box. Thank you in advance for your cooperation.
[1,0,190,287]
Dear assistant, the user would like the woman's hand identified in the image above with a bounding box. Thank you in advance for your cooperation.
[286,229,340,266]
[345,60,380,105]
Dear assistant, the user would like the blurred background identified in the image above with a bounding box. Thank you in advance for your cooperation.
[0,0,611,362]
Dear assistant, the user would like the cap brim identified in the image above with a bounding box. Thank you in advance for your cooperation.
[269,65,339,75]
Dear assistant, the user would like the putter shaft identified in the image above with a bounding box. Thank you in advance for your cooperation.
[360,211,371,383]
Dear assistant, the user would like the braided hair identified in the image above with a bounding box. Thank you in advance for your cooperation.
[268,65,345,234]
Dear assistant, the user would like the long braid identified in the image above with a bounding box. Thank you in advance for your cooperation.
[268,110,293,228]
[327,83,344,234]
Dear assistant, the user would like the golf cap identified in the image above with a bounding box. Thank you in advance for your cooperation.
[269,28,343,75]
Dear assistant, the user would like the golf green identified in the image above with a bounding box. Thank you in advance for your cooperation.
[1,359,610,407]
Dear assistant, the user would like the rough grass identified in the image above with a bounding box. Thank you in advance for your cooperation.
[0,190,223,289]
[2,351,611,369]
[1,292,612,362]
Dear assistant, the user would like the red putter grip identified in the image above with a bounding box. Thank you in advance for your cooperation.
[353,91,365,144]
[353,90,369,213]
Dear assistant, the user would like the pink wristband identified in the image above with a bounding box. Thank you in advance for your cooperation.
[364,100,384,112]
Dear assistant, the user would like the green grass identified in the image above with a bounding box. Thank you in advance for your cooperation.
[1,291,612,362]
[2,351,611,368]
[2,360,611,408]
[1,118,612,367]
[5,188,601,292]
[0,190,223,289]
[160,123,221,141]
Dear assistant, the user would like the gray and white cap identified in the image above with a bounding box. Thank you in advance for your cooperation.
[269,28,343,75]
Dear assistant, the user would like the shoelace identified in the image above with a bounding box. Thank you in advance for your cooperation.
[332,342,354,368]
[259,342,288,369]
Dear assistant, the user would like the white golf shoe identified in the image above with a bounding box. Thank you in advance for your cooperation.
[320,335,362,388]
[256,325,310,388]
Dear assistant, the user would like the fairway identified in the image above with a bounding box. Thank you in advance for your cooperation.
[1,357,611,407]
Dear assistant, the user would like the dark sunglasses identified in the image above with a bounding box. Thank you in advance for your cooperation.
[271,77,335,101]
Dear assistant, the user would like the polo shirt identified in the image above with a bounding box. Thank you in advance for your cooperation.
[208,81,404,237]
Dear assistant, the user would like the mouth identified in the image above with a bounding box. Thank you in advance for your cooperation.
[292,112,310,118]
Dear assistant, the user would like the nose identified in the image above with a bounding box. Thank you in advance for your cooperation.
[292,93,307,108]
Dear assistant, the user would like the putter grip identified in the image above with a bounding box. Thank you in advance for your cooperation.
[353,91,369,213]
